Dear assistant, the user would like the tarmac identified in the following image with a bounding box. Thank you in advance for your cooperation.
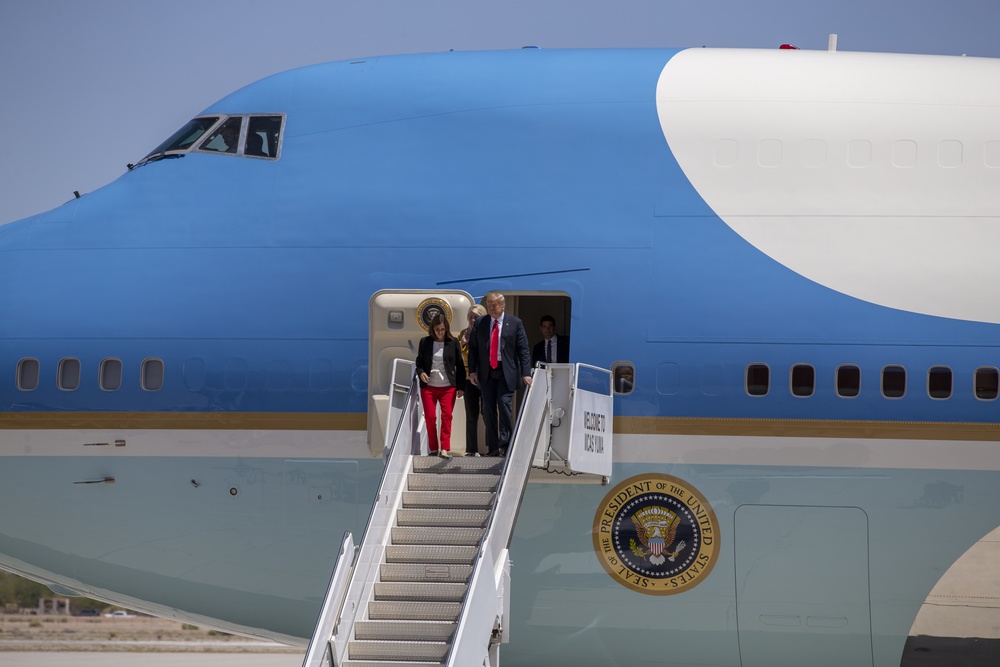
[1,655,302,667]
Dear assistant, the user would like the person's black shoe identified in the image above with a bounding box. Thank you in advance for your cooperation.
[486,450,501,457]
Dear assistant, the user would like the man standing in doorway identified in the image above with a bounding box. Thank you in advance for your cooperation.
[468,291,532,457]
[531,314,570,367]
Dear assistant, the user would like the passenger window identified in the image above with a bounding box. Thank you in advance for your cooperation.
[928,366,952,399]
[17,358,40,391]
[836,364,860,397]
[612,362,634,395]
[245,115,282,158]
[746,364,769,396]
[975,367,999,400]
[100,358,123,391]
[199,117,243,154]
[58,358,81,391]
[790,364,814,397]
[881,365,906,398]
[142,358,164,391]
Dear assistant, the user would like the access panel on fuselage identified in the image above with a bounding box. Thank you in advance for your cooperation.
[735,505,873,667]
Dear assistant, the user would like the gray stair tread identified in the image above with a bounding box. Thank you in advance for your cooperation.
[380,562,473,582]
[397,508,490,527]
[374,582,468,602]
[385,545,477,564]
[344,662,443,667]
[368,601,461,621]
[402,490,495,508]
[348,640,449,662]
[355,620,455,641]
[412,457,504,473]
[391,526,484,546]
[407,473,500,492]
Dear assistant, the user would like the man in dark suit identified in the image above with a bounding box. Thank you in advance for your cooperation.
[468,291,531,457]
[531,314,570,367]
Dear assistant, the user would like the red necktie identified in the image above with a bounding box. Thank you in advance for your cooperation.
[490,319,499,369]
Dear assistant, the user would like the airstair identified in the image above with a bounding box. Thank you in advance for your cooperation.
[302,360,613,667]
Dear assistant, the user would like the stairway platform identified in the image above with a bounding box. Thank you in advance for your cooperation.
[380,562,473,583]
[355,620,456,641]
[348,639,449,662]
[401,490,494,508]
[374,582,467,602]
[367,601,462,621]
[396,508,490,527]
[385,545,478,564]
[412,456,504,474]
[391,526,484,546]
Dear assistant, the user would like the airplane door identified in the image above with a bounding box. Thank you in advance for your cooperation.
[368,290,475,457]
[735,505,873,667]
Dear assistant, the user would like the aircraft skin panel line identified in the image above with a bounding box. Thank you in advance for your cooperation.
[2,46,1000,666]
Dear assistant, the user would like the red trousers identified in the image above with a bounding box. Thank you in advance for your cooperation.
[420,385,457,452]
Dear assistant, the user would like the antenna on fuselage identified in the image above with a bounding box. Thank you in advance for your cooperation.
[828,34,838,52]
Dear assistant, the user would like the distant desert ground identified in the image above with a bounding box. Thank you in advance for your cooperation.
[0,615,302,653]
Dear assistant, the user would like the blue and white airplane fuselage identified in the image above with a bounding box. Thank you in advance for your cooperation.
[2,47,999,666]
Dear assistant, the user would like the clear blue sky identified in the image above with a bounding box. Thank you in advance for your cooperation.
[2,0,999,225]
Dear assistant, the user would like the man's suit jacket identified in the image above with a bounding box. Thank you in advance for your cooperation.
[531,335,570,367]
[468,313,531,390]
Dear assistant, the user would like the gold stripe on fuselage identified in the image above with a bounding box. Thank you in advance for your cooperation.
[0,412,998,441]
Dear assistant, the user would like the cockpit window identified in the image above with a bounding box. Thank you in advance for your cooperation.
[199,117,243,154]
[245,116,282,158]
[144,116,220,157]
[136,114,284,167]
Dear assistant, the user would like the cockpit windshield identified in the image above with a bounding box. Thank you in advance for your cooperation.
[144,117,220,158]
[135,114,284,168]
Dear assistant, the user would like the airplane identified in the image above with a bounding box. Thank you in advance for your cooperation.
[2,43,1000,666]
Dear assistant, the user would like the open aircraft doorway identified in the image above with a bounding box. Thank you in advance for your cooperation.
[368,290,475,456]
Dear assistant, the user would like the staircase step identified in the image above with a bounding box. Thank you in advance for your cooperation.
[397,508,490,527]
[355,620,456,642]
[402,490,494,509]
[391,526,484,546]
[412,456,504,474]
[380,562,473,583]
[344,662,443,667]
[385,545,477,564]
[368,601,461,621]
[348,639,449,662]
[407,473,500,492]
[374,582,468,602]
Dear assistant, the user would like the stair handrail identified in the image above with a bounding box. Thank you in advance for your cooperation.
[301,530,356,667]
[446,367,552,666]
[328,368,422,666]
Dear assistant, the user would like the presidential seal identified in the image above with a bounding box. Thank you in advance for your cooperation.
[593,474,719,595]
[415,297,453,333]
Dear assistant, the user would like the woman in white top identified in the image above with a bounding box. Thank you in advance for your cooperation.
[415,313,466,456]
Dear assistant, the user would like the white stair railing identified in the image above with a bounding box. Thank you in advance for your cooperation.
[446,367,552,666]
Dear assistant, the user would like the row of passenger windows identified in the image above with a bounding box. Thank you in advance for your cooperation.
[14,357,1000,402]
[16,358,164,392]
[745,363,1000,400]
